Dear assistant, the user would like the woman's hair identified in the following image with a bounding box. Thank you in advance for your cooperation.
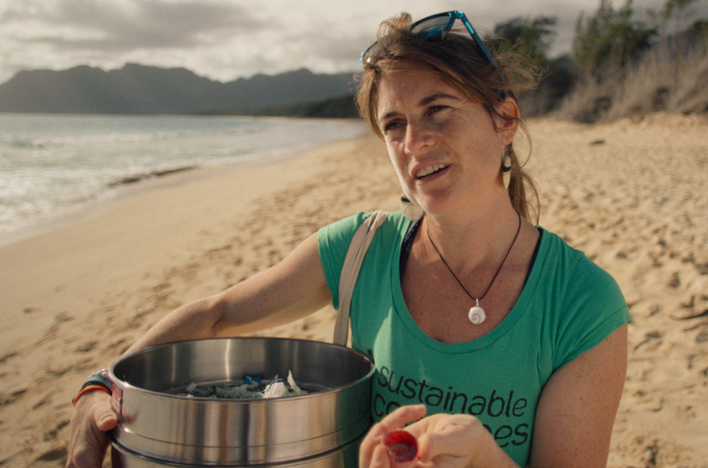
[356,12,540,223]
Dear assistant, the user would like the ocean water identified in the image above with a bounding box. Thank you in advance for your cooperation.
[0,114,366,245]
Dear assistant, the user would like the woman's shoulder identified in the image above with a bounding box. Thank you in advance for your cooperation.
[539,229,615,281]
[319,210,409,243]
[317,210,409,309]
[534,228,631,369]
[536,227,627,312]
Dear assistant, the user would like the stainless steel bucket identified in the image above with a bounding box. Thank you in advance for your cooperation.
[110,434,363,468]
[109,338,373,467]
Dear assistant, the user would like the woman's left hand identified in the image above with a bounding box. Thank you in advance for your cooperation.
[359,405,518,468]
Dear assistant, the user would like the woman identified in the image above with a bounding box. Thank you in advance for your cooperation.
[67,11,630,468]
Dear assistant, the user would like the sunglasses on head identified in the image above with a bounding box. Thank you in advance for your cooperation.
[360,10,505,85]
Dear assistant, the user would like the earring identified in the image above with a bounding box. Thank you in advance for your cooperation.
[502,146,512,190]
[400,196,424,221]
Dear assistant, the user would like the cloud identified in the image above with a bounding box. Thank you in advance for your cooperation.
[2,0,704,85]
[4,0,263,50]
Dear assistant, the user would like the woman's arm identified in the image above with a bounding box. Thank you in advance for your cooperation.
[67,232,331,468]
[529,324,628,467]
[127,232,331,353]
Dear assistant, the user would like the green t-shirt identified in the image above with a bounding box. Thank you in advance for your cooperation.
[318,211,631,466]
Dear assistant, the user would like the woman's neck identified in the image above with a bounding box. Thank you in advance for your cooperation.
[422,200,521,274]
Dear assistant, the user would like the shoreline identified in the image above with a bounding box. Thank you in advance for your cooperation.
[0,115,368,249]
[0,158,267,249]
[0,132,395,353]
[1,113,707,467]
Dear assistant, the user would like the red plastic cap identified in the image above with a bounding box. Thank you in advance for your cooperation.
[384,430,418,467]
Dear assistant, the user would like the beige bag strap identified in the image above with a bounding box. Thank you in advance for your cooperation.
[333,210,389,346]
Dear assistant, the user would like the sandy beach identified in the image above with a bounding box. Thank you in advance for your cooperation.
[1,113,707,467]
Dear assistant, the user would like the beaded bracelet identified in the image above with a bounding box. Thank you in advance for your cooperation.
[73,385,110,406]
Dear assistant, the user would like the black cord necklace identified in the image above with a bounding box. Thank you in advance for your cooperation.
[426,211,522,325]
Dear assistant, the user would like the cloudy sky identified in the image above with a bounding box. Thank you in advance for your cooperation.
[0,0,684,84]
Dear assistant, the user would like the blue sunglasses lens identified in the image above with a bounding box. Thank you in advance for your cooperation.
[417,27,444,40]
[410,14,452,39]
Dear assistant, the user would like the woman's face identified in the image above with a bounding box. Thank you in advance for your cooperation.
[375,71,518,218]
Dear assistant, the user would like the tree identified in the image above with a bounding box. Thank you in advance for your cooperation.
[489,16,558,67]
[487,16,576,114]
[573,0,658,76]
[658,0,702,34]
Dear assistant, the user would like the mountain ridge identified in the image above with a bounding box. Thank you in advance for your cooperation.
[0,63,358,115]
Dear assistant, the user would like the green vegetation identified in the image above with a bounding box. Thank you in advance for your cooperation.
[560,0,708,122]
[486,16,577,115]
[572,0,657,76]
[483,0,707,122]
[200,94,359,119]
[245,94,359,119]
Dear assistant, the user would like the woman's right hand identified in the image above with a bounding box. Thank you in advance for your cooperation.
[359,405,519,468]
[65,391,118,468]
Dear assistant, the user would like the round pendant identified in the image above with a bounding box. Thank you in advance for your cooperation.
[468,306,486,325]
